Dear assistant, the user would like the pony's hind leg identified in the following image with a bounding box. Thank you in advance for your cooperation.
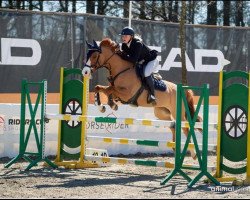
[196,115,203,134]
[154,107,175,147]
[182,127,197,160]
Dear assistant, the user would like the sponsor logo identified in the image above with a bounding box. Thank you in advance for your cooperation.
[8,118,44,125]
[0,38,42,66]
[86,112,129,134]
[150,46,231,72]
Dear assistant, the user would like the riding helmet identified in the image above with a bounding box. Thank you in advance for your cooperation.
[119,27,135,36]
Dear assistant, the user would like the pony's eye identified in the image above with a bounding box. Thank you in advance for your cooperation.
[92,53,98,59]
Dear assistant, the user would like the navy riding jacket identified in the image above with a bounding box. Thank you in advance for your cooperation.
[120,38,158,65]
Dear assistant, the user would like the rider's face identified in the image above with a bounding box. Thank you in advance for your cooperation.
[121,35,132,44]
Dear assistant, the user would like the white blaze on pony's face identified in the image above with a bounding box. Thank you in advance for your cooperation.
[82,58,92,76]
[86,59,91,67]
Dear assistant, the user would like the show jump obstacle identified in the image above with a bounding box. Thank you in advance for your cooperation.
[5,67,249,187]
[5,68,218,187]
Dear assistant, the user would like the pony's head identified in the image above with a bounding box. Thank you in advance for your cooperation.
[86,40,102,60]
[82,40,102,76]
[82,38,118,76]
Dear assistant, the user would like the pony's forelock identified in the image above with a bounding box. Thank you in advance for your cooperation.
[99,38,119,52]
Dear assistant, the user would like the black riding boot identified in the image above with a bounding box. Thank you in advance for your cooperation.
[145,75,157,105]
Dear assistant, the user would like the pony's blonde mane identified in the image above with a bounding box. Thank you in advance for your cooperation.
[99,38,119,52]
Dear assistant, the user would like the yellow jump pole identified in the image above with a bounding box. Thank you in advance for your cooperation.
[76,74,99,168]
[215,71,223,178]
[245,72,250,185]
[55,67,64,162]
[79,75,89,163]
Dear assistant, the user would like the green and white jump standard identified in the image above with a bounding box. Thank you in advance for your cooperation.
[215,70,250,185]
[4,80,57,170]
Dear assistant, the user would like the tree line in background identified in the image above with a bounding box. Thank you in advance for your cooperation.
[0,0,249,27]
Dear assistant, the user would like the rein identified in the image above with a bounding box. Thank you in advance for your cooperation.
[107,67,131,86]
[89,51,133,86]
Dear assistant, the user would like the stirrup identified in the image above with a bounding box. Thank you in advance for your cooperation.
[147,94,157,105]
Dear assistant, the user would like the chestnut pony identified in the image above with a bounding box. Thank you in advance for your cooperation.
[82,38,201,158]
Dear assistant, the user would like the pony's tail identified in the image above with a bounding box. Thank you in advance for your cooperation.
[185,90,203,123]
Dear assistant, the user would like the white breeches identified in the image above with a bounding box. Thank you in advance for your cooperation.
[144,58,160,77]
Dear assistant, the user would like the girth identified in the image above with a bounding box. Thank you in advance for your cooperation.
[118,85,145,107]
[107,65,145,107]
[107,67,131,86]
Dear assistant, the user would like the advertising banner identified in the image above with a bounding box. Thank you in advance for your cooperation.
[0,9,249,95]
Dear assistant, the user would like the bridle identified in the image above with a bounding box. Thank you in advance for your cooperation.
[84,48,132,86]
[84,50,116,73]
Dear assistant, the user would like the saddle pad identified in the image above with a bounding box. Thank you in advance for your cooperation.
[153,78,167,92]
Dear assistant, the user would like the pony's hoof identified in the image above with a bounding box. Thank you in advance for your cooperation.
[99,106,106,113]
[94,85,102,93]
[191,151,197,160]
[113,105,118,111]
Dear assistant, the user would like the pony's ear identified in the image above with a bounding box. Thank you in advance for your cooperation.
[93,40,98,48]
[93,40,102,52]
[86,40,93,49]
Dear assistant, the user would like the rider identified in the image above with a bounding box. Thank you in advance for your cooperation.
[118,26,160,105]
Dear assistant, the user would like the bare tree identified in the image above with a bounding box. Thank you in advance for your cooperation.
[223,0,230,26]
[28,0,33,10]
[172,0,179,22]
[180,1,187,85]
[187,0,195,24]
[207,0,217,25]
[123,0,129,18]
[151,0,156,20]
[8,0,13,9]
[168,1,173,22]
[97,0,108,15]
[22,0,26,9]
[59,0,69,12]
[160,0,167,21]
[16,0,21,9]
[139,1,146,20]
[236,0,245,26]
[72,0,76,13]
[86,0,95,14]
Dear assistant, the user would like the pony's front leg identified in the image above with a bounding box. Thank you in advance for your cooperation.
[94,92,106,113]
[94,85,118,112]
[107,94,119,111]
